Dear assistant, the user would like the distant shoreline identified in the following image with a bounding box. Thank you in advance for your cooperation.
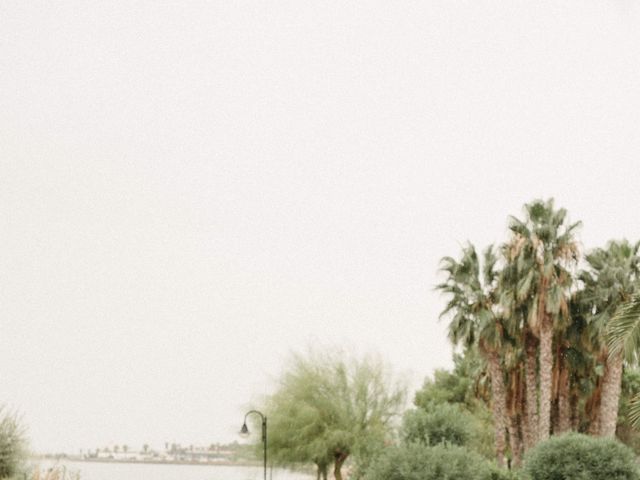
[31,457,262,468]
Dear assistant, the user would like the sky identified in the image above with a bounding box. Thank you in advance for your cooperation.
[1,0,640,454]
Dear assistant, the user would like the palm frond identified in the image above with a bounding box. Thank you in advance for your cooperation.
[607,294,640,362]
[627,392,640,429]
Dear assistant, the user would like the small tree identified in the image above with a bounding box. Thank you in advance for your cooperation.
[263,348,406,480]
[402,404,473,446]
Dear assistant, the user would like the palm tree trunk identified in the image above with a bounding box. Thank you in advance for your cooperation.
[538,315,553,441]
[598,351,623,437]
[507,413,522,467]
[487,350,507,467]
[523,333,538,450]
[506,365,523,466]
[587,358,604,435]
[570,390,579,430]
[550,345,560,434]
[557,361,571,433]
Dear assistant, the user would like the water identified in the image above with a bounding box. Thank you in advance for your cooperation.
[35,461,313,480]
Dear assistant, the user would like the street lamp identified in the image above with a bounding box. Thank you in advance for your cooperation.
[240,410,267,480]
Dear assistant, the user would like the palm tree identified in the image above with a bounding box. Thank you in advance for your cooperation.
[582,240,640,437]
[607,294,640,429]
[505,199,580,442]
[437,244,509,466]
[554,297,598,434]
[498,251,539,451]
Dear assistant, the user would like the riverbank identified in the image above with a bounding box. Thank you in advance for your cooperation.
[31,456,262,468]
[30,459,314,480]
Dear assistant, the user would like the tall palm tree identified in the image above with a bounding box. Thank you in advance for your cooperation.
[554,297,598,434]
[505,199,580,442]
[437,244,509,466]
[498,249,539,451]
[582,240,640,437]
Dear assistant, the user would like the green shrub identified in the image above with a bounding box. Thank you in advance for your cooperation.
[414,367,472,408]
[487,465,522,480]
[523,433,639,480]
[366,443,497,480]
[401,404,472,446]
[0,406,27,479]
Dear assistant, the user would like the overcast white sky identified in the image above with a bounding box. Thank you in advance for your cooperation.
[2,0,640,454]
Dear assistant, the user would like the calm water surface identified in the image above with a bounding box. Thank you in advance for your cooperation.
[39,461,313,480]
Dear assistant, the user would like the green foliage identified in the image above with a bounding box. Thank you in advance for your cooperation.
[263,348,406,478]
[487,467,522,480]
[609,293,640,366]
[411,351,495,459]
[414,351,486,410]
[414,369,471,408]
[0,407,27,479]
[465,401,498,460]
[523,433,639,480]
[401,404,472,447]
[365,443,498,480]
[607,294,640,428]
[616,367,640,453]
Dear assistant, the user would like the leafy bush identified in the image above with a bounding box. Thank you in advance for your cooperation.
[410,351,496,460]
[401,404,472,446]
[366,443,497,480]
[487,466,522,480]
[0,406,27,479]
[414,368,472,408]
[523,433,640,480]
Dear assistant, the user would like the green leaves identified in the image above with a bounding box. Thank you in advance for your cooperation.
[516,271,534,302]
[365,443,498,480]
[263,348,407,474]
[607,294,640,364]
[0,406,27,479]
[401,404,473,447]
[523,433,640,480]
[583,240,640,351]
[626,393,640,430]
[437,242,503,353]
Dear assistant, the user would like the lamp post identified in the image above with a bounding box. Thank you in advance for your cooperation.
[240,410,267,480]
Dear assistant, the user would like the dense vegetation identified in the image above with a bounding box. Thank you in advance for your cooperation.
[3,200,639,479]
[260,198,640,479]
[366,443,503,480]
[436,199,640,466]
